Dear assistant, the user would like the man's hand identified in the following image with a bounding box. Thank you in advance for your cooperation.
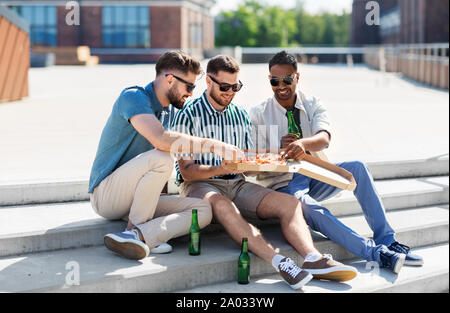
[212,142,245,162]
[283,140,307,160]
[281,133,300,149]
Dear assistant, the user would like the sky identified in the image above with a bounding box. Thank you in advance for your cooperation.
[211,0,353,15]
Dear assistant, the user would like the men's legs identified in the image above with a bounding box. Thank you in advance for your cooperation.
[233,182,357,282]
[93,149,213,257]
[255,191,318,258]
[331,161,396,246]
[278,173,385,263]
[135,195,212,249]
[92,149,174,224]
[184,180,313,289]
[205,192,277,263]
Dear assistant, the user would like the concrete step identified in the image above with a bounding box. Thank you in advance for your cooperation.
[0,179,88,207]
[1,158,448,206]
[179,244,449,293]
[0,206,448,292]
[0,176,447,257]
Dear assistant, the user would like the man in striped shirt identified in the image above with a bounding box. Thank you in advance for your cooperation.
[171,55,356,289]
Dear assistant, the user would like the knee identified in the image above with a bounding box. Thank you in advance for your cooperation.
[354,160,368,172]
[152,150,174,173]
[207,194,235,219]
[345,160,369,177]
[196,201,213,229]
[276,194,303,221]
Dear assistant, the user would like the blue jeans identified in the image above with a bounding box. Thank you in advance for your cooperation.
[277,161,396,264]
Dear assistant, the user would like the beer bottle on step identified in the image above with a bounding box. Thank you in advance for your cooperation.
[189,209,201,255]
[238,237,250,284]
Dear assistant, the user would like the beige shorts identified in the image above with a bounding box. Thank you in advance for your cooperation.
[180,175,273,220]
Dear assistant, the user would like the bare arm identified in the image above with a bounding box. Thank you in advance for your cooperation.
[130,114,244,160]
[300,130,330,152]
[178,159,245,182]
[283,131,331,160]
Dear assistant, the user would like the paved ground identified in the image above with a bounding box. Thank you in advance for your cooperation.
[0,63,448,184]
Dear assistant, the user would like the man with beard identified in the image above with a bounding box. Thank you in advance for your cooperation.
[89,51,245,260]
[172,55,357,290]
[249,51,423,276]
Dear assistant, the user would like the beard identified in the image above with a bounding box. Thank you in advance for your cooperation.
[168,87,187,110]
[210,89,234,108]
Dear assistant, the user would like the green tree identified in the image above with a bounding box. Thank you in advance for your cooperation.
[215,0,350,47]
[216,0,298,47]
[215,2,261,47]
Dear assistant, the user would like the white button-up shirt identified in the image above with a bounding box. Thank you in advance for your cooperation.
[249,90,332,190]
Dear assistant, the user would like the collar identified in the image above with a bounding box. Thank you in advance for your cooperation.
[201,91,230,115]
[272,90,306,114]
[145,81,166,114]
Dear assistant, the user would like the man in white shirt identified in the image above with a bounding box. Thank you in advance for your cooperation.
[249,51,423,275]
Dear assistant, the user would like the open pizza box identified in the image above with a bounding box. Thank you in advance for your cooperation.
[224,150,357,192]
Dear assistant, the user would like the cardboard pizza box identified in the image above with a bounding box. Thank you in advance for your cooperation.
[224,151,357,191]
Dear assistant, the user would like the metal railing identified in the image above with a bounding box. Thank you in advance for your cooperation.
[364,43,449,90]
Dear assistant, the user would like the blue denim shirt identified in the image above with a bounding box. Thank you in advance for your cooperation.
[88,82,170,193]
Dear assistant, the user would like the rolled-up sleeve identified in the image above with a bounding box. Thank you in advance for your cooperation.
[310,97,332,140]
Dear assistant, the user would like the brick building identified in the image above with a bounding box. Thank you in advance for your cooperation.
[4,0,216,62]
[351,0,449,45]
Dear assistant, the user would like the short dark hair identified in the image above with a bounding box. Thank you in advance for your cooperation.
[269,51,298,71]
[155,51,202,76]
[207,55,240,75]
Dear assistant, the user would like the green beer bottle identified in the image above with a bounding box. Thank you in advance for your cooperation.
[287,110,300,138]
[189,209,201,255]
[238,237,250,284]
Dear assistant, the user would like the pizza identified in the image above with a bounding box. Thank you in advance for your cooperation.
[239,153,286,165]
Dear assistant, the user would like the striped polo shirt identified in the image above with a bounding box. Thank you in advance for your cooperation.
[170,91,254,185]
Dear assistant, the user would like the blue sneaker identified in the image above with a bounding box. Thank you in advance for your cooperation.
[104,229,149,260]
[380,249,406,274]
[388,242,424,266]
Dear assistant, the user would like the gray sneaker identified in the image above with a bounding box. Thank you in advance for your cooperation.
[278,257,313,290]
[104,229,149,260]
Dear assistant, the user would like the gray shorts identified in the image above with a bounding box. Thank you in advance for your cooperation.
[180,175,273,220]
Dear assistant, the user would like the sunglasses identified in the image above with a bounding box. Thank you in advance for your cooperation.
[269,74,297,87]
[165,73,196,93]
[208,75,243,92]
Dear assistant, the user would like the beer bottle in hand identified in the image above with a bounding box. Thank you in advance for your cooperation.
[287,110,300,137]
[189,209,201,255]
[238,237,250,284]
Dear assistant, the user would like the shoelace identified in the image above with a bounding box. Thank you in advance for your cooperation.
[380,250,395,268]
[131,229,140,239]
[322,254,333,260]
[279,258,302,278]
[124,229,141,241]
[391,242,410,254]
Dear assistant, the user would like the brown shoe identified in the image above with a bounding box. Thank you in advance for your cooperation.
[302,254,357,282]
[278,257,313,289]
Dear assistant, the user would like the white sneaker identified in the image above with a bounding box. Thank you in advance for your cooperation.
[150,243,173,254]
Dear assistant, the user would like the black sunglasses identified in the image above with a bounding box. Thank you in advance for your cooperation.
[269,74,297,87]
[165,73,196,93]
[208,75,243,92]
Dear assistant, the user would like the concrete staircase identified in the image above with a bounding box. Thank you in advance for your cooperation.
[0,158,448,293]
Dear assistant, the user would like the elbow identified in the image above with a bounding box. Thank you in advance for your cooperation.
[180,172,194,182]
[153,138,170,152]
